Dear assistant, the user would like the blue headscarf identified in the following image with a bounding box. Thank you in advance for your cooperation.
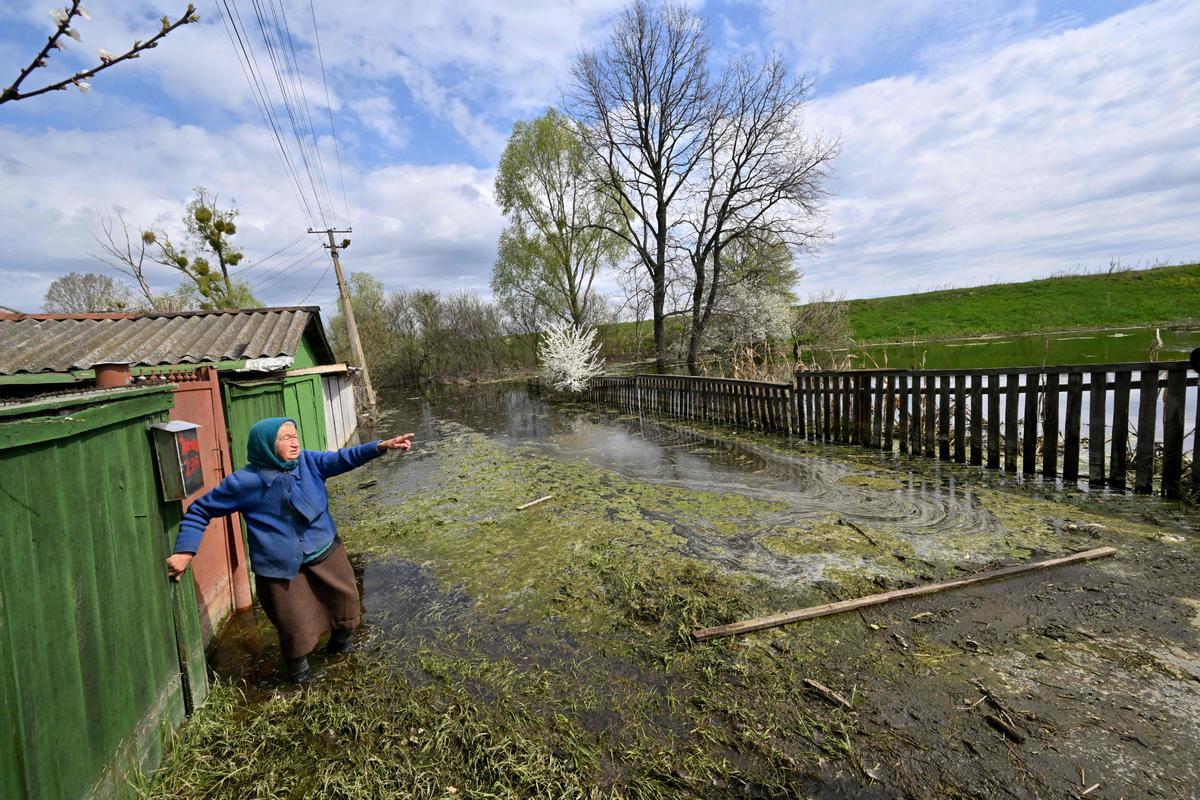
[246,417,323,523]
[246,417,299,472]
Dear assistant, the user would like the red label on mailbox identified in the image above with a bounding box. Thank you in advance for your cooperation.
[178,428,205,497]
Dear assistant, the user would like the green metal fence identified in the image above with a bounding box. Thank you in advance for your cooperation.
[0,386,207,800]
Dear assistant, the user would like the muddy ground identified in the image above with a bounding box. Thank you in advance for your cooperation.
[145,385,1200,799]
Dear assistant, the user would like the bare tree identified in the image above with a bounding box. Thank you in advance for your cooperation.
[570,0,711,371]
[43,272,133,312]
[90,211,157,304]
[2,3,199,105]
[680,55,838,374]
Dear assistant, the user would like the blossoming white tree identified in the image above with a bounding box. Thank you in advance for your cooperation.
[539,326,605,393]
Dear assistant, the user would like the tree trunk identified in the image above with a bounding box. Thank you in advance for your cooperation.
[653,202,669,372]
[686,325,702,375]
[653,278,666,373]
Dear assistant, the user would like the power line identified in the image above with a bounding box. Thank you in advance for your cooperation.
[309,0,351,226]
[245,0,331,227]
[248,245,326,292]
[232,233,307,276]
[216,0,318,226]
[296,261,334,305]
[270,0,338,225]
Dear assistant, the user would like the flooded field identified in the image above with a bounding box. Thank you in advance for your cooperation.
[148,383,1200,799]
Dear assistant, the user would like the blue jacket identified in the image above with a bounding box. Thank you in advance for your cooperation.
[173,441,383,579]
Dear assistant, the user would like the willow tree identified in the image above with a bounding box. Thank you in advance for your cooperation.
[492,108,625,328]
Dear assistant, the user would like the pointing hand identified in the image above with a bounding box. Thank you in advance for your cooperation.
[378,433,415,453]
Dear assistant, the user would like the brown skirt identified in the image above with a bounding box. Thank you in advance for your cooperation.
[255,540,361,658]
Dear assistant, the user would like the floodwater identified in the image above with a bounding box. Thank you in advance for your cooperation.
[198,381,1200,799]
[806,324,1200,370]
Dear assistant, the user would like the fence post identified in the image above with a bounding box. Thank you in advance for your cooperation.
[1161,367,1185,499]
[1133,368,1159,493]
[1042,371,1060,479]
[1110,370,1131,489]
[1088,371,1107,486]
[1063,372,1083,482]
[953,374,966,463]
[1022,372,1040,475]
[986,374,1001,469]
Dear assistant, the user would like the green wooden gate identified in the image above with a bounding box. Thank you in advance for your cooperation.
[222,374,329,470]
[0,386,207,800]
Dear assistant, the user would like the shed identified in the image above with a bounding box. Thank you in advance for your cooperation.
[0,307,361,640]
[0,385,207,800]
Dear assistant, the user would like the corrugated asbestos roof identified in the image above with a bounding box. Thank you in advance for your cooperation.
[0,306,334,375]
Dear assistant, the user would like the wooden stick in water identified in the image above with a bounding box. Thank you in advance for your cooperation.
[692,546,1117,642]
[516,494,554,511]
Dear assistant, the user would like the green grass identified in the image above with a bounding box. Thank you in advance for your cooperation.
[593,264,1200,359]
[839,263,1200,343]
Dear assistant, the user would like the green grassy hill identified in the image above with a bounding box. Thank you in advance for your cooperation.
[841,263,1200,343]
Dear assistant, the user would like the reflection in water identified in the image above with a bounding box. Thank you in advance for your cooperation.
[376,384,1011,562]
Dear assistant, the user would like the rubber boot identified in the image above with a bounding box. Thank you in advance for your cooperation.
[286,655,311,684]
[325,628,356,655]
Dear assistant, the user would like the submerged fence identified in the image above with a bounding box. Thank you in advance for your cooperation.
[557,359,1200,499]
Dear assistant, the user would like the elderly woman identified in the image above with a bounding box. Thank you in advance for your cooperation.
[166,417,413,683]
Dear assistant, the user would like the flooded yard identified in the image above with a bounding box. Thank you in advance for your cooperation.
[149,383,1200,799]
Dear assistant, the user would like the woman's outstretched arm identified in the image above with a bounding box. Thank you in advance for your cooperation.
[166,473,248,581]
[311,433,414,479]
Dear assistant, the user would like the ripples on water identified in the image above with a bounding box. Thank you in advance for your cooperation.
[375,384,1024,577]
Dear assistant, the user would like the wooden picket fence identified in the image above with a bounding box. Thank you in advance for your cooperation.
[543,359,1200,499]
[585,374,795,434]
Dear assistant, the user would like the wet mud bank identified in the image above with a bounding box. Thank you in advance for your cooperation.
[147,383,1200,799]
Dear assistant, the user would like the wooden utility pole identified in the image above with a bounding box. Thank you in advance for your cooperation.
[309,227,377,410]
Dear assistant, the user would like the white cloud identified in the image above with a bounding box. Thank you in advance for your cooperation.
[798,0,1200,297]
[0,118,502,311]
[350,96,408,148]
[309,0,625,158]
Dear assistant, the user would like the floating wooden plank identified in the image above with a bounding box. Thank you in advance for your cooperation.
[691,547,1118,641]
[516,494,554,511]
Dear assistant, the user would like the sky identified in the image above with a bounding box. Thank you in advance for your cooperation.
[0,0,1197,315]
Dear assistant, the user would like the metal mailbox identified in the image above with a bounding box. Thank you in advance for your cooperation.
[149,420,204,501]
